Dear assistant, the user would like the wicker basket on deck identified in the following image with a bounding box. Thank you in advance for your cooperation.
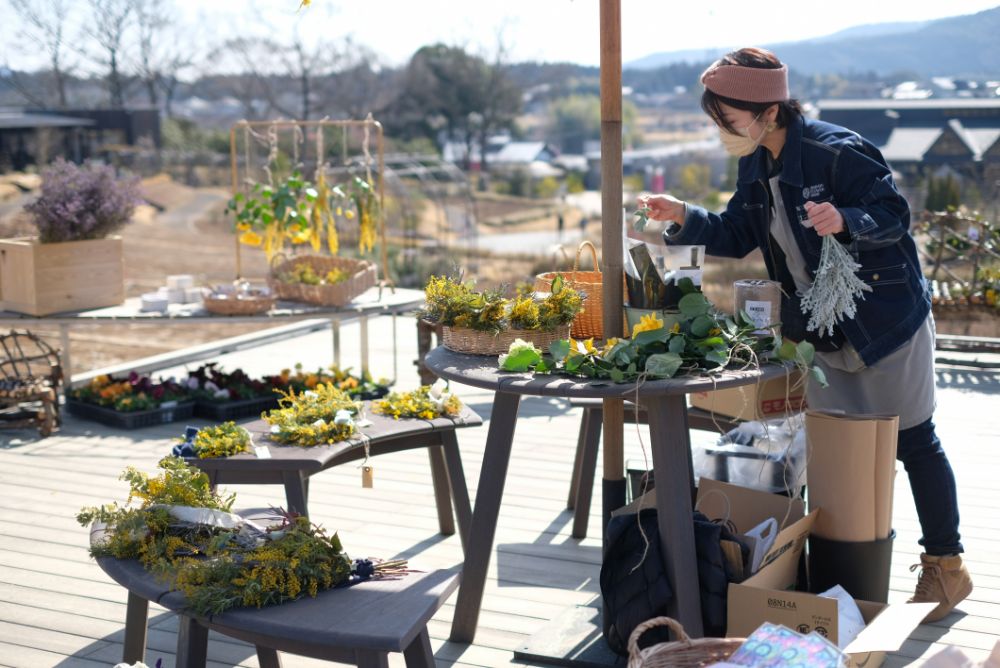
[627,617,745,668]
[269,255,377,307]
[441,324,570,356]
[535,240,622,340]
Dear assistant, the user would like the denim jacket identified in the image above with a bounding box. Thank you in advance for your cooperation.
[665,114,930,366]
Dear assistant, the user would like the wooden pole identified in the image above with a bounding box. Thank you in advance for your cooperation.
[599,0,626,532]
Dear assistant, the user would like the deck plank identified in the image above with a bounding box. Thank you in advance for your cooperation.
[0,314,996,667]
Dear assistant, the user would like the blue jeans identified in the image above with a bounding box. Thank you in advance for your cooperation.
[898,418,963,555]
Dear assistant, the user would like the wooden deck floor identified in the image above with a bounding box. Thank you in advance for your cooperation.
[1,316,997,667]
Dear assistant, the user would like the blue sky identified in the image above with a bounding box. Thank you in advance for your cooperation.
[2,0,999,72]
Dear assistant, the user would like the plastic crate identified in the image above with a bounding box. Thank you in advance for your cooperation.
[193,396,280,422]
[66,399,195,430]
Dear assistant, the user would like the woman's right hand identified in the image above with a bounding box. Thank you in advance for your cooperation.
[638,193,686,225]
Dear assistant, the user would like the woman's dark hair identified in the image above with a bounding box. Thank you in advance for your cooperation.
[700,47,803,133]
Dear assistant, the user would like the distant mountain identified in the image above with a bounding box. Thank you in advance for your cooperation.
[626,7,1000,77]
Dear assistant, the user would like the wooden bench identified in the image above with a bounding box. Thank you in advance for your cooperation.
[566,398,743,538]
[92,522,457,668]
[186,404,481,553]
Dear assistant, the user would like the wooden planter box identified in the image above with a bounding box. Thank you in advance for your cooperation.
[0,236,124,315]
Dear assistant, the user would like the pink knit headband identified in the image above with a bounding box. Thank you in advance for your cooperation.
[700,62,789,103]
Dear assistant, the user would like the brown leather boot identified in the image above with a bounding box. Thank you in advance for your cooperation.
[908,553,973,622]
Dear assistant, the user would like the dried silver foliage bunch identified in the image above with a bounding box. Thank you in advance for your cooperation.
[800,236,872,337]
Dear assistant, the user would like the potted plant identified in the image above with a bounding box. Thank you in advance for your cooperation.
[0,158,140,315]
[68,371,195,429]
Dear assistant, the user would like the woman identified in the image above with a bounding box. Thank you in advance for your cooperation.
[638,47,971,622]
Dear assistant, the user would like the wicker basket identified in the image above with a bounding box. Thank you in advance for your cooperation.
[202,286,276,316]
[270,255,377,307]
[627,617,744,668]
[441,324,570,356]
[535,240,621,340]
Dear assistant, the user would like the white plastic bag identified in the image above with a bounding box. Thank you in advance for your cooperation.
[818,584,866,649]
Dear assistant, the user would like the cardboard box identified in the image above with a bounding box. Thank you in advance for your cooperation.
[694,480,933,667]
[690,371,807,421]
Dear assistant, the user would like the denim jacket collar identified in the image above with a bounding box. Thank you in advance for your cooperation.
[736,114,805,188]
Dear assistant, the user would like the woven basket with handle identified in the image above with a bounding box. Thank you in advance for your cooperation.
[441,324,570,356]
[535,240,623,340]
[627,617,744,668]
[269,254,377,307]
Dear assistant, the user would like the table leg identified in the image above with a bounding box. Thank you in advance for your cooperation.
[428,445,456,536]
[355,650,390,668]
[122,591,148,664]
[643,395,704,637]
[175,614,209,668]
[441,429,472,556]
[59,323,72,398]
[331,319,342,369]
[282,471,309,516]
[360,315,370,377]
[402,628,435,668]
[572,407,603,539]
[449,391,521,643]
[256,646,282,668]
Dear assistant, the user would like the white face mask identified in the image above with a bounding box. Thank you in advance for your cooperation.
[719,113,769,157]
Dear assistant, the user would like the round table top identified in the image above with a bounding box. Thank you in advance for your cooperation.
[424,345,793,399]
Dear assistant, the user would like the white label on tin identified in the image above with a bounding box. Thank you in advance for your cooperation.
[744,300,772,333]
[254,446,272,459]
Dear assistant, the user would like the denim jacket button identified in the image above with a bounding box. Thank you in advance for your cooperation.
[873,273,880,281]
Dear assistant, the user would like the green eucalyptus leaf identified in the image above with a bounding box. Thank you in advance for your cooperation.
[534,358,550,373]
[645,352,683,378]
[795,341,816,366]
[549,339,570,361]
[565,353,585,373]
[668,335,687,354]
[677,277,698,295]
[691,314,714,337]
[704,349,729,367]
[609,367,625,383]
[551,274,564,295]
[699,336,726,347]
[633,326,669,347]
[810,365,829,388]
[679,292,711,317]
[778,340,797,361]
[500,348,541,372]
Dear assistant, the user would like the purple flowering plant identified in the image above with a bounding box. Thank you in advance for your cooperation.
[25,158,141,243]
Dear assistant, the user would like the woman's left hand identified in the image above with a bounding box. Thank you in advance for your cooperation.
[804,200,845,236]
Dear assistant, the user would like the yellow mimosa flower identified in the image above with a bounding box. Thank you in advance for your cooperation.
[239,231,263,247]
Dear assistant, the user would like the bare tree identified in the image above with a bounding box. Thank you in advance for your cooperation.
[133,0,170,106]
[87,0,134,108]
[7,0,75,107]
[476,34,522,173]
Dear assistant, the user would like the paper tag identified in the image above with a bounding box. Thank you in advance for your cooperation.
[744,299,772,333]
[254,445,271,459]
[361,465,374,488]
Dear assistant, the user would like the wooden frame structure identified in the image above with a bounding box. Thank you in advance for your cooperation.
[228,118,389,285]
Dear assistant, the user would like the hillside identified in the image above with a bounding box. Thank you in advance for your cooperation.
[626,6,1000,77]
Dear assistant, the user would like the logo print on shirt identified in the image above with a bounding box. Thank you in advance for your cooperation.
[803,184,825,199]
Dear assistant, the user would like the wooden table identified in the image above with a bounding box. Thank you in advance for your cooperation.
[187,404,481,551]
[423,345,791,642]
[91,519,458,668]
[0,286,425,386]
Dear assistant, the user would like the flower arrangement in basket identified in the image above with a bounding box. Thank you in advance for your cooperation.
[269,253,377,307]
[77,457,407,616]
[422,274,583,356]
